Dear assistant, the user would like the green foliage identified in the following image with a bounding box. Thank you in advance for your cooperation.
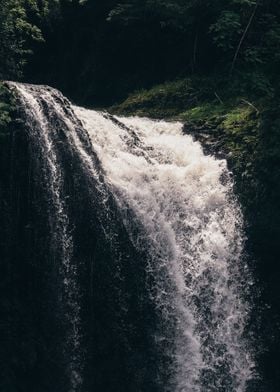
[0,0,270,105]
[111,79,200,118]
[210,11,241,50]
[108,0,192,31]
[0,0,280,103]
[0,0,43,80]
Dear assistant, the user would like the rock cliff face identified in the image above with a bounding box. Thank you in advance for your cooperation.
[1,98,66,391]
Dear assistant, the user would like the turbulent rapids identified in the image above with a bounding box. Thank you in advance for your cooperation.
[9,82,255,392]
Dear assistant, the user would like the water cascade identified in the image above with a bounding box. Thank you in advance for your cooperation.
[7,82,255,392]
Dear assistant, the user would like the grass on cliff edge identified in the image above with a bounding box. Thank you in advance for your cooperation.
[111,75,269,119]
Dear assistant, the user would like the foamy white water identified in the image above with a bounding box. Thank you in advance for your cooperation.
[74,108,255,391]
[9,82,255,391]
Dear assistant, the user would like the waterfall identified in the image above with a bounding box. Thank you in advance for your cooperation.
[8,82,255,392]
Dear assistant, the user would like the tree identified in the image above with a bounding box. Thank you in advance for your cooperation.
[0,0,43,80]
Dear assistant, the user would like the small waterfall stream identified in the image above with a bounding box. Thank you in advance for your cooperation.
[8,82,255,392]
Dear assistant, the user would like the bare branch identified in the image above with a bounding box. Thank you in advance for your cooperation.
[230,0,260,75]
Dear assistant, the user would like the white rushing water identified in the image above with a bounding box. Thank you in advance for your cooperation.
[10,82,255,391]
[74,108,255,392]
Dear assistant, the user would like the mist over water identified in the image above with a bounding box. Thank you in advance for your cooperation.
[10,82,255,392]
